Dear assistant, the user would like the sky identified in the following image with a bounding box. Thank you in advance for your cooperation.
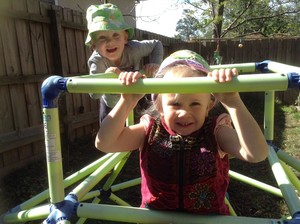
[135,0,183,37]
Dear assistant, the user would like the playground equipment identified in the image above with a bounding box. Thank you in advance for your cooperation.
[1,60,300,223]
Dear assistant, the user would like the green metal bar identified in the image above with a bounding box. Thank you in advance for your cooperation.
[264,91,275,141]
[43,107,64,203]
[229,170,283,197]
[66,73,289,94]
[80,178,141,202]
[267,61,300,73]
[2,204,49,223]
[268,145,300,216]
[210,62,257,73]
[280,160,300,193]
[76,204,284,224]
[71,152,130,200]
[109,193,132,206]
[111,178,141,192]
[76,194,101,224]
[277,149,300,173]
[101,153,132,191]
[225,198,237,216]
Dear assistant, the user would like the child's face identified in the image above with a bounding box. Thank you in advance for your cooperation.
[161,92,212,136]
[92,30,128,65]
[159,68,213,136]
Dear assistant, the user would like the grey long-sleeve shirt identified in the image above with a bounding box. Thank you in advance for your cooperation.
[88,39,163,108]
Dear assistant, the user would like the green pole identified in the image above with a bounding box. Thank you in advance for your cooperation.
[211,62,256,73]
[229,170,282,197]
[3,204,49,223]
[43,108,65,203]
[268,145,300,216]
[66,73,288,94]
[264,91,275,141]
[267,61,300,73]
[76,203,283,224]
[277,149,300,172]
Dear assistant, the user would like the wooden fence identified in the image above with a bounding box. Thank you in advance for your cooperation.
[0,0,299,177]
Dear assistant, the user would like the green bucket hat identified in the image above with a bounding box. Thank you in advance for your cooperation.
[85,4,134,47]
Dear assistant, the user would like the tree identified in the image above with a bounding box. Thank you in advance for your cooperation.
[176,0,300,40]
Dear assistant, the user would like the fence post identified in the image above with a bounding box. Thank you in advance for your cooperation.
[48,6,71,166]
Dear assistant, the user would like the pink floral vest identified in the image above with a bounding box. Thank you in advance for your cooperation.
[140,115,230,215]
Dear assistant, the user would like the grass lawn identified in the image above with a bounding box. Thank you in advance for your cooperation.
[1,93,300,223]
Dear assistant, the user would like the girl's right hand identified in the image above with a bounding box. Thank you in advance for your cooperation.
[118,71,146,102]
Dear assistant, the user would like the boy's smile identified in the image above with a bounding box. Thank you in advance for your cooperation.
[93,30,128,66]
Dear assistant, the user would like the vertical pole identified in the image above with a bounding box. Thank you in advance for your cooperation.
[43,107,65,202]
[264,91,274,141]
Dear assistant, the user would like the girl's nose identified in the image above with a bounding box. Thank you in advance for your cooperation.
[177,109,189,117]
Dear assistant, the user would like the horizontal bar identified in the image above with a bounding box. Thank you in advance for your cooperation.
[210,62,257,73]
[77,203,284,224]
[267,61,300,73]
[66,73,288,94]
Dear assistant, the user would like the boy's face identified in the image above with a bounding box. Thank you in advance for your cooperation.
[92,30,128,66]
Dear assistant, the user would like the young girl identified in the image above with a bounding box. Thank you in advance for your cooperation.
[95,50,268,215]
[85,3,163,122]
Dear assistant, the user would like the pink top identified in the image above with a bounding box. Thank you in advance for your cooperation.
[139,113,232,215]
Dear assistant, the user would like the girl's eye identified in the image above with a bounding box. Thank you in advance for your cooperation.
[171,102,180,107]
[191,102,201,106]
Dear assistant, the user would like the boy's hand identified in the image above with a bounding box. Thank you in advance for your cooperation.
[143,63,160,78]
[105,67,122,75]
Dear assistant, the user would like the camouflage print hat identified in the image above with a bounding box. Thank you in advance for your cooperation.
[85,4,134,47]
[156,49,210,76]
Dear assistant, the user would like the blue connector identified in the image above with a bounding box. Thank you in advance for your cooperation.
[43,194,79,224]
[287,72,300,89]
[284,212,300,223]
[41,76,68,108]
[255,60,271,73]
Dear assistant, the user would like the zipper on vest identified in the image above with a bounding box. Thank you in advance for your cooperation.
[178,138,185,210]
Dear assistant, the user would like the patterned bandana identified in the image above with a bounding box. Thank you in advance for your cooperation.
[156,50,210,76]
[152,50,211,101]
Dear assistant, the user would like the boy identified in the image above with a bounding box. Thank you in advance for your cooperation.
[85,3,164,122]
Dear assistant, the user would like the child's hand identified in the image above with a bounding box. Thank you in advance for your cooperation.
[118,71,146,102]
[118,71,146,85]
[208,68,238,83]
[208,68,239,102]
[105,67,122,75]
[143,63,160,78]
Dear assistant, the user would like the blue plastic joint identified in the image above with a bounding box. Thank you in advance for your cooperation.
[41,76,68,108]
[285,212,300,223]
[43,194,79,224]
[99,188,112,200]
[267,142,280,153]
[255,60,270,73]
[287,72,300,89]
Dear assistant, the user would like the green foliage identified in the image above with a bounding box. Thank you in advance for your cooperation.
[176,0,300,40]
